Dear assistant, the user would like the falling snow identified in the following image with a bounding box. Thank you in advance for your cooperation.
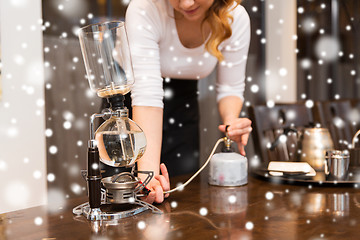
[175,182,184,191]
[33,170,42,179]
[0,3,359,239]
[137,221,146,230]
[245,221,254,230]
[34,217,43,226]
[47,188,66,213]
[49,146,58,154]
[228,195,237,204]
[265,191,274,200]
[250,84,259,93]
[315,36,340,62]
[47,173,56,182]
[169,201,178,208]
[305,100,314,108]
[199,207,208,216]
[45,128,53,137]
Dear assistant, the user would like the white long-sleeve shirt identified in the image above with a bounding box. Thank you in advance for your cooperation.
[125,0,250,108]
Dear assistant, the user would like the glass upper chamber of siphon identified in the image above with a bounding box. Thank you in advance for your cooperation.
[79,21,135,98]
[78,21,146,168]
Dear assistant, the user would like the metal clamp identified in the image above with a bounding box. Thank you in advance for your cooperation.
[224,125,232,150]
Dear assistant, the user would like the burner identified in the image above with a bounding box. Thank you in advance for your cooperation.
[102,172,140,204]
[73,170,162,220]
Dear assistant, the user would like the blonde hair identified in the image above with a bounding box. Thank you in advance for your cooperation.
[203,0,242,61]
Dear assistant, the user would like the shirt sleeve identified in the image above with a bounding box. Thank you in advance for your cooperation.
[125,0,165,108]
[216,5,251,103]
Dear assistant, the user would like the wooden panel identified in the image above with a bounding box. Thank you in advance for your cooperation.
[313,100,356,150]
[44,36,102,199]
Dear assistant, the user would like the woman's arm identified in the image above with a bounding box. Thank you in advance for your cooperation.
[125,0,170,203]
[216,6,252,155]
[133,106,170,203]
[133,106,163,175]
[218,95,243,124]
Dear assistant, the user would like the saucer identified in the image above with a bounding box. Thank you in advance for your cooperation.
[267,161,316,177]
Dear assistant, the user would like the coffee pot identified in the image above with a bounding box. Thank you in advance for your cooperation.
[299,127,334,171]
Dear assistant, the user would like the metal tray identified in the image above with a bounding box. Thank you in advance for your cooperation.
[251,165,360,187]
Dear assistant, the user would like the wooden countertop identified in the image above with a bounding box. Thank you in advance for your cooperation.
[1,173,360,240]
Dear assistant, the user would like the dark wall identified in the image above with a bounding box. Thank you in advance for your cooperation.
[297,0,360,101]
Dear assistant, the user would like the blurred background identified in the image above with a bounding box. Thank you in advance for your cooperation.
[0,0,359,213]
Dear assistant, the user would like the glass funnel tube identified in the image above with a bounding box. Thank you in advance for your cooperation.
[78,21,134,98]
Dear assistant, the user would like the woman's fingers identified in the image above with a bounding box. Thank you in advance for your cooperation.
[156,163,170,198]
[153,184,164,203]
[155,175,170,198]
[145,191,156,204]
[160,163,170,183]
[227,127,252,138]
[144,163,171,203]
[218,124,227,132]
[228,120,252,133]
[218,118,252,156]
[241,131,251,146]
[219,123,252,142]
[143,178,163,204]
[219,119,252,134]
[237,143,246,156]
[144,181,164,203]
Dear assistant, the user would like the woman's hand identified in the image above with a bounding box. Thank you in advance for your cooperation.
[143,163,170,204]
[218,118,252,156]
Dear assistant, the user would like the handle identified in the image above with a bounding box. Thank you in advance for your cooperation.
[352,129,360,148]
[324,159,329,175]
[269,127,298,151]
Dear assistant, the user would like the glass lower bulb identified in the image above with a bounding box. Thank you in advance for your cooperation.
[95,116,146,167]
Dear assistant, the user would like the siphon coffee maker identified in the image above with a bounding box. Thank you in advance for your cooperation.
[72,21,161,220]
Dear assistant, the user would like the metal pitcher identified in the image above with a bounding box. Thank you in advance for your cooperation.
[300,128,334,171]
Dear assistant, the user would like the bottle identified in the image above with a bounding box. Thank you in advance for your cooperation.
[208,140,248,187]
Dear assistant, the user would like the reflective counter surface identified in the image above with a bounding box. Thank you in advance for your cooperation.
[1,173,360,240]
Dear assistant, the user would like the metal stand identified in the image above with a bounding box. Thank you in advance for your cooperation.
[73,169,162,220]
[73,201,161,221]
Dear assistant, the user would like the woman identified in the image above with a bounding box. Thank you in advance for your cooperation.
[125,0,252,203]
